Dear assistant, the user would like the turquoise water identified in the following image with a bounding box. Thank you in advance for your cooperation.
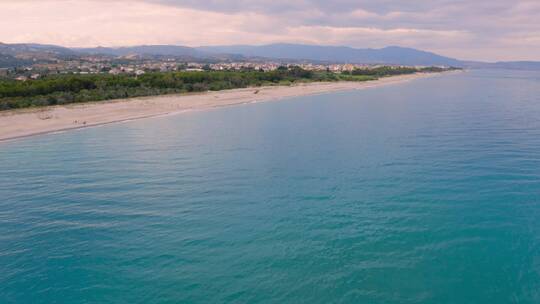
[1,70,540,303]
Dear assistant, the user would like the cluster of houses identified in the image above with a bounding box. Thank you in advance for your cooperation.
[2,57,427,81]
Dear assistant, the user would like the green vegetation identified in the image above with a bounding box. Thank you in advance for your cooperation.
[342,66,416,77]
[0,54,31,69]
[340,66,456,77]
[0,66,451,110]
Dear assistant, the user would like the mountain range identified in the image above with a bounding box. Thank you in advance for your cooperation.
[76,44,462,67]
[198,44,463,67]
[1,42,538,70]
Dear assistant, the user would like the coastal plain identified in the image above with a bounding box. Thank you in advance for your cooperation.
[0,73,438,141]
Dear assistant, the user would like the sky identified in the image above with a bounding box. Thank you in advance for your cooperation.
[1,0,539,61]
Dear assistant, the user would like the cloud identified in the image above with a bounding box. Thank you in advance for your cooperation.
[0,0,539,61]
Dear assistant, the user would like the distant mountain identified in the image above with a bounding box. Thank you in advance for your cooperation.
[76,43,462,66]
[198,43,464,66]
[465,61,540,71]
[2,42,540,70]
[0,43,76,58]
[76,45,208,58]
[76,45,246,61]
[0,53,31,68]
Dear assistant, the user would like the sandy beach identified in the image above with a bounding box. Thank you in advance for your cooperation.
[0,73,441,142]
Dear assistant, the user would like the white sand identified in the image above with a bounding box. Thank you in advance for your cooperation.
[0,73,440,142]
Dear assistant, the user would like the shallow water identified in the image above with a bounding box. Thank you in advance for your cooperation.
[1,70,540,303]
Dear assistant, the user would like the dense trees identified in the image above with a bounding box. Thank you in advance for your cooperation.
[342,66,418,77]
[0,66,448,110]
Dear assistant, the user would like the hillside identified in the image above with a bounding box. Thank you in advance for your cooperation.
[198,44,464,66]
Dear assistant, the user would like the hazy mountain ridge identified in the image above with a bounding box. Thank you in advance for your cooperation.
[75,45,246,61]
[1,42,539,69]
[0,42,76,58]
[197,44,463,66]
[76,45,208,58]
[0,53,31,68]
[464,60,540,70]
[0,42,463,67]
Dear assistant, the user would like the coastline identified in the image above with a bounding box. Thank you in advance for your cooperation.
[0,72,445,142]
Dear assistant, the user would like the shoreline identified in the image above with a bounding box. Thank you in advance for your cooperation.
[0,72,447,142]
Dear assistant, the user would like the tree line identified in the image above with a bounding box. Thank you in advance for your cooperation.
[0,66,452,110]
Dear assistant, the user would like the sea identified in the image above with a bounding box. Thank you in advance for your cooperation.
[1,69,540,303]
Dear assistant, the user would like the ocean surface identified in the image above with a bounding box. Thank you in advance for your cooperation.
[1,70,540,303]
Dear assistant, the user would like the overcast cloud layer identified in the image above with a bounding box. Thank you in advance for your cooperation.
[1,0,539,61]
